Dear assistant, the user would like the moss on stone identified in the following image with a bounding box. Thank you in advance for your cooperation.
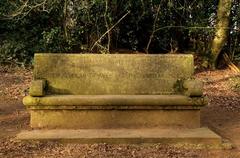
[29,80,46,96]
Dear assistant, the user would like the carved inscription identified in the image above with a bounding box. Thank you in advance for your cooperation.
[47,72,165,79]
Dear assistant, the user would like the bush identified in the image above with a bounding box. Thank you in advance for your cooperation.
[0,0,239,66]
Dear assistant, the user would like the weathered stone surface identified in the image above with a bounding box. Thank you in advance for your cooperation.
[19,53,219,145]
[29,80,46,96]
[16,128,222,148]
[29,109,200,128]
[33,54,194,95]
[182,79,203,96]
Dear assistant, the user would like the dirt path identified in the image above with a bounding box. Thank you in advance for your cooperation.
[0,66,240,157]
[197,70,240,148]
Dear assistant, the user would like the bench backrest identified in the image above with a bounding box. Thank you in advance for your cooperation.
[33,54,194,95]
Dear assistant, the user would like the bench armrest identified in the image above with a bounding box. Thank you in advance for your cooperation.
[177,79,203,97]
[29,80,46,97]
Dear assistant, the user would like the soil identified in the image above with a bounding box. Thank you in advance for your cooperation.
[0,65,240,158]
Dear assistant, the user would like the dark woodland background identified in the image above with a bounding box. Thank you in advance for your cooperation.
[0,0,239,68]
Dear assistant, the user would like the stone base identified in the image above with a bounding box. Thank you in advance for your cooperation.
[30,109,200,129]
[16,128,222,148]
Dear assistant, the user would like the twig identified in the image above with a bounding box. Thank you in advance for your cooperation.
[146,4,161,53]
[104,0,111,52]
[90,10,130,51]
[3,0,51,20]
[154,25,235,32]
[96,43,108,51]
[7,0,29,18]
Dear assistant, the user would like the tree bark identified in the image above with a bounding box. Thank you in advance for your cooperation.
[211,0,232,69]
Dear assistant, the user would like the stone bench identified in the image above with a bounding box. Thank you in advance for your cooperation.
[19,54,222,146]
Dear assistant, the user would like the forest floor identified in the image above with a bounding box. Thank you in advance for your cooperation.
[0,65,240,158]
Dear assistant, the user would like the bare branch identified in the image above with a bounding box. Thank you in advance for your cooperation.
[146,3,161,53]
[104,0,111,52]
[8,0,29,18]
[90,10,130,51]
[154,25,234,32]
[4,0,55,20]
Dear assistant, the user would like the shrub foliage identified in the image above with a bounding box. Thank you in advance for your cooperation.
[0,0,239,65]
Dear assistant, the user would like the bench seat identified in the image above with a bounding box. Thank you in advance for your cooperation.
[24,95,207,110]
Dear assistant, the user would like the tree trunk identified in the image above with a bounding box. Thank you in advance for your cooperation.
[63,0,69,41]
[211,0,232,69]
